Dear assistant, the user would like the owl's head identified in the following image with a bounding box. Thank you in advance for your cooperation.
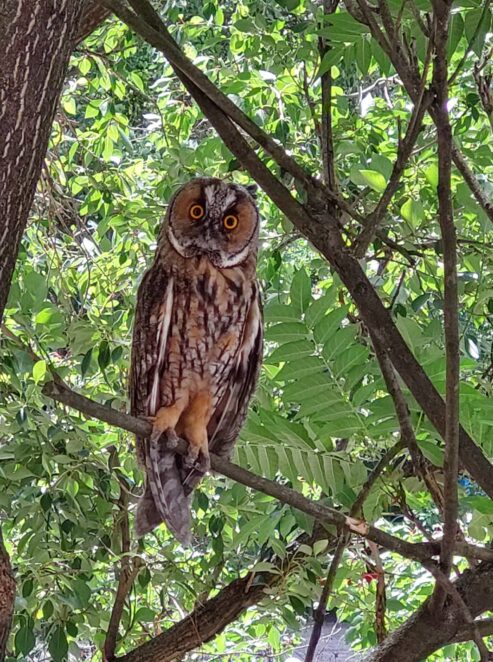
[164,177,259,269]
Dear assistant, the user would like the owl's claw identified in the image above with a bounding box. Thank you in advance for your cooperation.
[149,426,178,449]
[183,443,210,474]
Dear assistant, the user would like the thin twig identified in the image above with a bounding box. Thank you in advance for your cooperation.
[370,334,445,513]
[353,47,433,257]
[104,447,143,661]
[318,0,339,191]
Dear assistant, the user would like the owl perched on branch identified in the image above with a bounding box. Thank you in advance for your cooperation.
[129,178,263,543]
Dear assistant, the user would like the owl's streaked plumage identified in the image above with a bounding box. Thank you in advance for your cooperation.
[129,177,263,543]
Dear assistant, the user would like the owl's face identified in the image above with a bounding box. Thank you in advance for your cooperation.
[165,178,259,268]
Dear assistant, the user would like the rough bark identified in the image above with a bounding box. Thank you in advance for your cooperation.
[0,0,85,327]
[77,1,111,43]
[0,3,109,657]
[117,574,270,662]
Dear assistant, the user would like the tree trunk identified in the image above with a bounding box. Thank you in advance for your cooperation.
[0,0,85,327]
[0,530,15,662]
[0,3,107,657]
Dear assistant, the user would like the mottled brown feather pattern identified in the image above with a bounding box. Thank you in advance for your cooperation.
[129,178,262,542]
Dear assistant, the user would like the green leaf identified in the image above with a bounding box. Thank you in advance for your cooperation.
[49,625,68,662]
[448,13,464,58]
[264,302,300,323]
[417,439,444,467]
[290,268,312,313]
[350,167,387,192]
[265,322,307,343]
[15,625,35,656]
[355,38,371,75]
[33,360,47,384]
[135,607,156,621]
[98,340,111,371]
[276,356,325,382]
[267,339,315,363]
[313,306,349,344]
[305,287,338,328]
[465,7,491,56]
[401,199,424,228]
[318,46,344,76]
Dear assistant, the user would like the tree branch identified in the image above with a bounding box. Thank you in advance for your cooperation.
[366,561,493,661]
[304,533,348,662]
[0,526,15,662]
[318,0,339,191]
[431,0,459,591]
[42,380,446,564]
[423,561,492,660]
[104,448,143,661]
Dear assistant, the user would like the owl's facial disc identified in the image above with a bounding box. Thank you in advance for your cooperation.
[166,178,259,268]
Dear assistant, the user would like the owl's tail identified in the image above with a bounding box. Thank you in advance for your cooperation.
[135,431,192,545]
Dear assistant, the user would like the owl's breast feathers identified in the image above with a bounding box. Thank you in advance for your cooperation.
[160,252,256,409]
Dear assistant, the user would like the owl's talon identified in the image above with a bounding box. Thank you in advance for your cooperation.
[183,444,210,474]
[149,426,178,449]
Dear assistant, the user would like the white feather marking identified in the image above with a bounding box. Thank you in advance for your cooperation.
[204,185,216,206]
[220,242,251,268]
[222,189,237,208]
[149,279,174,414]
[167,226,188,258]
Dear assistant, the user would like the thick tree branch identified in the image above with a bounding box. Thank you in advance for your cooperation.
[366,562,493,661]
[423,561,492,660]
[0,527,15,662]
[76,1,111,43]
[431,0,459,588]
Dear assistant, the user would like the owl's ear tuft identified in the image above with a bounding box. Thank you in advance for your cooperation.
[245,184,258,198]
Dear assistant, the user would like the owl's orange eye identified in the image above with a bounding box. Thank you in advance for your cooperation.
[223,214,239,230]
[189,204,205,220]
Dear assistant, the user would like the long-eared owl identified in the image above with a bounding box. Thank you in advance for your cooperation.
[129,177,263,543]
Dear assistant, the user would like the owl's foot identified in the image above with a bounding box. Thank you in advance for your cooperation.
[183,442,210,474]
[149,425,179,450]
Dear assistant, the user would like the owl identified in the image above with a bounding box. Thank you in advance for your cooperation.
[129,177,263,543]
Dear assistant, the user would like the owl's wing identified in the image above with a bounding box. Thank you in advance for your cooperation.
[129,266,172,422]
[182,285,263,494]
[130,267,192,542]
